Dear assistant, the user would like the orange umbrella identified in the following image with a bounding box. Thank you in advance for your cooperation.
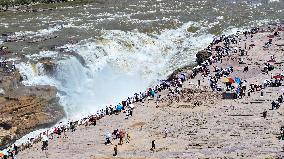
[227,77,235,83]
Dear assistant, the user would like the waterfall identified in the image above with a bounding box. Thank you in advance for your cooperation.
[17,21,215,120]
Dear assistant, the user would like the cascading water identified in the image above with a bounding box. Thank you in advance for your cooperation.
[17,21,214,120]
[14,22,254,123]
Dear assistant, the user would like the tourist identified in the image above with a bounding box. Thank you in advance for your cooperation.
[41,132,48,149]
[105,132,112,145]
[125,108,130,119]
[126,133,131,144]
[70,122,76,132]
[263,110,267,119]
[151,140,156,151]
[113,145,118,156]
[280,126,284,140]
[119,130,125,145]
[129,104,134,116]
[164,128,169,138]
[41,132,49,158]
[13,144,18,155]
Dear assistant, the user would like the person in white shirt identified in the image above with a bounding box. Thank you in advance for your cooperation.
[41,132,49,151]
[164,128,169,138]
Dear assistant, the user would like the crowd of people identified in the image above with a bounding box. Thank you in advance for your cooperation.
[1,25,284,159]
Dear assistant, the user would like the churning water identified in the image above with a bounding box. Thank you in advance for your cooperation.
[16,22,214,119]
[1,0,284,120]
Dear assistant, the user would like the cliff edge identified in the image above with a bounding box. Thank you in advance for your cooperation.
[0,54,64,149]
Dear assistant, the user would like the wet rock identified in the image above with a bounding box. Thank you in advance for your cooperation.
[0,49,13,55]
[187,26,200,33]
[62,51,87,67]
[4,36,25,43]
[39,57,57,76]
[2,32,14,37]
[28,35,58,43]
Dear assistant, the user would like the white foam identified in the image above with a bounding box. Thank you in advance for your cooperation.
[13,23,76,39]
[0,57,20,62]
[14,128,49,146]
[14,25,61,38]
[0,22,9,28]
[269,0,279,2]
[17,62,59,86]
[25,50,59,60]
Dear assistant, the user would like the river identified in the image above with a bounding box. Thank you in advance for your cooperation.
[0,0,283,119]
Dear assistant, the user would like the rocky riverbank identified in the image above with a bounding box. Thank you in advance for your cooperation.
[0,49,65,149]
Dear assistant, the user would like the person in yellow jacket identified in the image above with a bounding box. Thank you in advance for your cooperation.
[126,133,131,143]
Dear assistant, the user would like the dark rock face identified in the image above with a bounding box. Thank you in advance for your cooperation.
[167,50,212,81]
[196,50,212,65]
[0,123,12,130]
[167,65,195,81]
[2,32,14,37]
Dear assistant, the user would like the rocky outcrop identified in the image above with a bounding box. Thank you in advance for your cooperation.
[167,64,195,81]
[167,50,212,81]
[196,50,212,65]
[39,57,57,76]
[0,59,64,149]
[0,86,65,149]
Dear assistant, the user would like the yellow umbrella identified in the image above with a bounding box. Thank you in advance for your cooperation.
[222,77,229,83]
